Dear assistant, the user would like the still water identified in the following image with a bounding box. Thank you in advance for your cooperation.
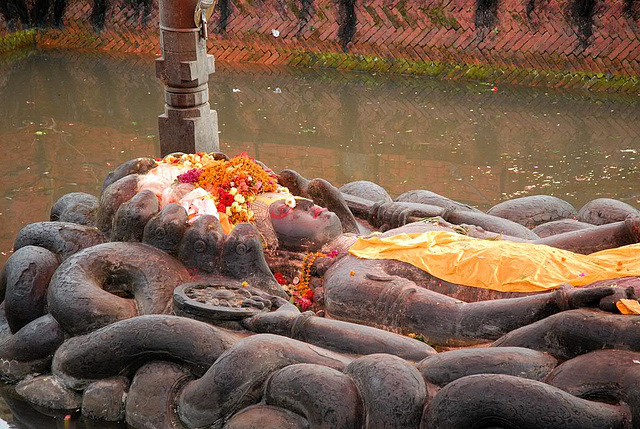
[1,50,640,268]
[0,49,638,425]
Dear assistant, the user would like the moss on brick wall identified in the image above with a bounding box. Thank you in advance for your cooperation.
[0,29,36,54]
[287,50,640,92]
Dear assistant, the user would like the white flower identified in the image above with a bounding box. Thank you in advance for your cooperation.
[229,187,238,196]
[177,188,219,224]
[234,194,246,204]
[284,196,296,208]
[271,29,280,37]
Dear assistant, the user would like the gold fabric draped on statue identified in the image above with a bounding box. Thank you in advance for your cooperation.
[350,231,640,294]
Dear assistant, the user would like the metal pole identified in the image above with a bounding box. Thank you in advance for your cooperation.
[156,0,220,156]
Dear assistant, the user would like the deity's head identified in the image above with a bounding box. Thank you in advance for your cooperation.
[251,193,342,252]
[133,153,343,253]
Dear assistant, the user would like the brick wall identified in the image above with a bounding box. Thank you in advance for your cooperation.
[1,0,639,90]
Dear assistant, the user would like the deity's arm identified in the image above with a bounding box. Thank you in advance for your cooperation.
[451,287,576,343]
[323,256,613,347]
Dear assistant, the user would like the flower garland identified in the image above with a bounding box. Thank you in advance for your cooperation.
[155,152,287,227]
[275,250,343,311]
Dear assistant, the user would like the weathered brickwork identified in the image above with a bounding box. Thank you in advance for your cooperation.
[0,0,639,90]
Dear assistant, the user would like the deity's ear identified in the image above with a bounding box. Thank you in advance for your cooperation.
[250,195,279,252]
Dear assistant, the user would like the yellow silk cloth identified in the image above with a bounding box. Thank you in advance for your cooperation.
[349,231,640,293]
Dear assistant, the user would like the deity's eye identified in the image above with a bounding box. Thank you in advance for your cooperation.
[194,240,207,253]
[154,227,166,240]
[236,243,248,255]
[270,204,292,220]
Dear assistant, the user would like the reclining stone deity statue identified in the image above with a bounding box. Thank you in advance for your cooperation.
[1,151,640,428]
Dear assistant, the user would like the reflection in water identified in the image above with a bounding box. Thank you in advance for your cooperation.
[0,49,639,274]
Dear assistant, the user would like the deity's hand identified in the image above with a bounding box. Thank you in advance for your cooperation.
[561,285,616,309]
[370,201,445,230]
[242,295,272,310]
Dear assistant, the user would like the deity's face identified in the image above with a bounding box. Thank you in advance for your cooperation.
[269,198,342,251]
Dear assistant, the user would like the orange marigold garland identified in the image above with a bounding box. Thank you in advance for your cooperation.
[279,250,340,311]
[155,152,285,227]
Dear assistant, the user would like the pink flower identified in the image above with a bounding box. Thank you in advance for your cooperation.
[238,181,249,193]
[298,297,312,311]
[177,168,203,184]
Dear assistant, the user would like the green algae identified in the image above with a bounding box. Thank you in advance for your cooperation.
[0,29,36,54]
[286,49,640,92]
[422,5,460,29]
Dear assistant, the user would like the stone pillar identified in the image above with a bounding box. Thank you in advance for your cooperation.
[156,0,219,156]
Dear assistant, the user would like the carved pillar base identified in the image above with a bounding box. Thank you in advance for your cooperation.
[158,104,219,156]
[156,0,219,157]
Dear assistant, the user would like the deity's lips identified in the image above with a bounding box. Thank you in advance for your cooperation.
[312,207,327,219]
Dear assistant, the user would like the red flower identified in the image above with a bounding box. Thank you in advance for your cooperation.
[219,192,234,206]
[274,272,287,285]
[303,289,314,300]
[216,203,226,213]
